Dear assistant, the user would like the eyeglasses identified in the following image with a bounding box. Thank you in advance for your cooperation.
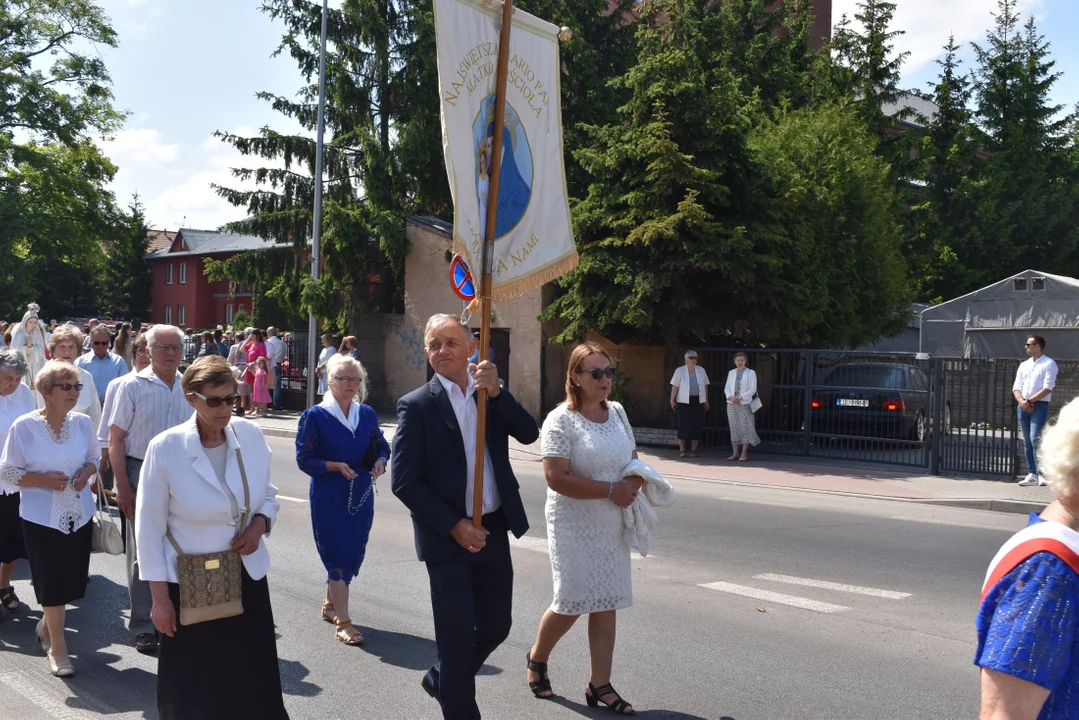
[56,383,84,392]
[92,341,109,346]
[187,391,240,408]
[1025,343,1038,347]
[332,375,362,384]
[152,344,183,352]
[576,367,617,380]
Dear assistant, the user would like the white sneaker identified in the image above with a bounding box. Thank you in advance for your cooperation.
[1038,474,1050,486]
[1018,473,1040,486]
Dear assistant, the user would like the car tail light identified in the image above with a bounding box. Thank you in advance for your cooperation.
[884,400,905,412]
[811,399,821,409]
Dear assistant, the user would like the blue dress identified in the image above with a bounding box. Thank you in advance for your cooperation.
[295,403,390,584]
[975,514,1079,719]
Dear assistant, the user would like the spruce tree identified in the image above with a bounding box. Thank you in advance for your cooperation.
[105,196,154,320]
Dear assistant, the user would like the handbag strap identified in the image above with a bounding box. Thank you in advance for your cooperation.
[165,424,253,556]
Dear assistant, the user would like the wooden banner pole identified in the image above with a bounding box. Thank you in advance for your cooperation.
[473,0,514,528]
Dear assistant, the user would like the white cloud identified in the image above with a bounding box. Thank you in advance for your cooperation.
[832,0,1047,76]
[102,128,180,170]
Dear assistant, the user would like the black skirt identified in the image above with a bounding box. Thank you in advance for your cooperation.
[22,519,92,606]
[158,567,289,720]
[677,395,705,441]
[0,493,26,563]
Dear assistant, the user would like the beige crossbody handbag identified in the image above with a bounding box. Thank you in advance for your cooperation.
[165,430,251,626]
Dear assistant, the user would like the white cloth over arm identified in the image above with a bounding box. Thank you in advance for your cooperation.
[619,458,677,557]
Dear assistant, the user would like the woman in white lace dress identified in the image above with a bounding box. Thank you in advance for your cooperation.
[0,361,99,678]
[526,342,642,715]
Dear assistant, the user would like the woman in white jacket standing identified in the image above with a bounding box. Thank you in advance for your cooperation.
[725,352,760,461]
[136,356,287,719]
[669,350,710,458]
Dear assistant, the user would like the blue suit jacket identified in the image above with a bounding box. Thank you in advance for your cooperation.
[391,375,539,562]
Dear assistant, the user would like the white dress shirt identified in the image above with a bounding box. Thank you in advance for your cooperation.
[436,372,499,517]
[265,335,287,365]
[0,412,98,532]
[0,383,35,495]
[136,417,281,583]
[108,366,194,460]
[1013,355,1059,404]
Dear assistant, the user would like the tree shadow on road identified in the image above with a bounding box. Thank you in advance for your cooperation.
[354,625,502,676]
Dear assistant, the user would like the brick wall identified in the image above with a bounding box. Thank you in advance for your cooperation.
[633,426,679,448]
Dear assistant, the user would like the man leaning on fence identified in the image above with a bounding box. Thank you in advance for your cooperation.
[1013,335,1059,487]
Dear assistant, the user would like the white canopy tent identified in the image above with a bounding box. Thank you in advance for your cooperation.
[920,269,1079,359]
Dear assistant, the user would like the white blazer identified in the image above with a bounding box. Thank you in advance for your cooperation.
[135,416,281,584]
[724,368,757,404]
[670,364,709,404]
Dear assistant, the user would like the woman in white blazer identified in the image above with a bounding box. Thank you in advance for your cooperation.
[136,356,287,720]
[669,350,710,457]
[724,352,761,461]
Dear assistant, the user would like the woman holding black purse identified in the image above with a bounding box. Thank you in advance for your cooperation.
[295,354,390,645]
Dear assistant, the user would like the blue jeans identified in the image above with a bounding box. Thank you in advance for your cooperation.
[273,363,283,409]
[1018,402,1050,475]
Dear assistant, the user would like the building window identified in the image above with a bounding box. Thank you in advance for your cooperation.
[179,262,187,284]
[226,304,234,323]
[165,305,173,324]
[166,264,174,284]
[1032,277,1046,291]
[178,304,186,327]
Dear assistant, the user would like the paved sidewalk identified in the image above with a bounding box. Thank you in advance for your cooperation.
[251,411,1053,515]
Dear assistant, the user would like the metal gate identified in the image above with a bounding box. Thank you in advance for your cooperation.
[685,349,1030,477]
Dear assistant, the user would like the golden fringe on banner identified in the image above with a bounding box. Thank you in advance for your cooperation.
[452,234,578,305]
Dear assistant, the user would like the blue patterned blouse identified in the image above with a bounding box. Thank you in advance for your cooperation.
[975,514,1079,719]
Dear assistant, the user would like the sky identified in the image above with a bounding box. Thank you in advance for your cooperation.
[93,0,1079,232]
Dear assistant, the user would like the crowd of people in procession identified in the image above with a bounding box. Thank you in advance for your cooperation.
[0,301,1076,719]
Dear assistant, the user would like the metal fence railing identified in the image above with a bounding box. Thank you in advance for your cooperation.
[664,348,1066,478]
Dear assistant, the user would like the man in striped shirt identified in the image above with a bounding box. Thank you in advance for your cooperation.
[107,325,194,654]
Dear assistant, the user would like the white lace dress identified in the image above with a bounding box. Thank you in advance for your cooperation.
[0,411,98,533]
[541,402,636,615]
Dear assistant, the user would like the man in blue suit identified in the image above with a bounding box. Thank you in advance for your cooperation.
[391,313,539,719]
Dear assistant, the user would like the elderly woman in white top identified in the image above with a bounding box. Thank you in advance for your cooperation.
[725,352,761,461]
[0,360,100,678]
[136,356,286,719]
[669,350,710,458]
[47,325,102,431]
[0,348,35,618]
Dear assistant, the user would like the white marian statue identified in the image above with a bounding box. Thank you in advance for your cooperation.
[11,303,47,406]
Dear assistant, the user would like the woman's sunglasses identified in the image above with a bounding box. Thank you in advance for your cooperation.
[56,383,84,392]
[187,391,240,408]
[576,367,617,380]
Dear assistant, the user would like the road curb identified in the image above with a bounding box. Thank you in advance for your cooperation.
[909,498,1045,515]
[260,427,298,440]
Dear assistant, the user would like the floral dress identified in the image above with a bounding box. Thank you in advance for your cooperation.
[726,369,760,446]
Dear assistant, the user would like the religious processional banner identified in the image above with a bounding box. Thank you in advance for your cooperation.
[433,0,578,302]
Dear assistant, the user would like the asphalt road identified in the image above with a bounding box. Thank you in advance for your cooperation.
[0,435,1030,719]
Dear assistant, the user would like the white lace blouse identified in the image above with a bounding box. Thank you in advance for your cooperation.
[0,383,35,495]
[0,412,98,533]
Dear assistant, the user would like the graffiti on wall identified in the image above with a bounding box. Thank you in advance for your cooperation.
[400,328,426,369]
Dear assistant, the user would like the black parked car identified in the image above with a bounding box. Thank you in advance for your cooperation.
[810,362,950,442]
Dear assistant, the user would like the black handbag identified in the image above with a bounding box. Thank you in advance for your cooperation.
[363,430,379,471]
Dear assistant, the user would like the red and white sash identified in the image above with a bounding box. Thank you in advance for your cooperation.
[981,520,1079,603]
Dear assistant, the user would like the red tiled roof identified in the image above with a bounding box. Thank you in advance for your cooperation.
[146,230,176,253]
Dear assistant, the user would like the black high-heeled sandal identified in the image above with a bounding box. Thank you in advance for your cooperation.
[0,586,20,613]
[526,651,553,699]
[586,682,634,715]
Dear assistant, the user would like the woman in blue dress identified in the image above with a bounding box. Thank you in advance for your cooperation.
[296,353,389,646]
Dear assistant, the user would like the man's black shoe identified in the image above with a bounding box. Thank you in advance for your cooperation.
[135,632,159,655]
[421,666,440,701]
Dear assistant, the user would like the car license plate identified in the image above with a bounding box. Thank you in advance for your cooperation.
[837,399,870,407]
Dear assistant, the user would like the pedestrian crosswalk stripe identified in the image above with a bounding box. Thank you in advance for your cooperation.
[277,495,308,503]
[699,581,850,613]
[754,573,911,600]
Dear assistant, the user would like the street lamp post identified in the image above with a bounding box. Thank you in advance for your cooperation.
[306,0,329,409]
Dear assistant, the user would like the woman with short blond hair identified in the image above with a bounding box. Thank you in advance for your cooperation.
[0,360,99,677]
[47,326,101,429]
[295,353,390,645]
[977,396,1079,719]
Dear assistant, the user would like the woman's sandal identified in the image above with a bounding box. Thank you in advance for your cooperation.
[526,650,554,699]
[334,619,364,646]
[586,682,634,715]
[0,587,20,613]
[679,451,686,458]
[321,601,337,624]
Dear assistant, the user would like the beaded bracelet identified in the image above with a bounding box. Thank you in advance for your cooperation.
[607,482,614,499]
